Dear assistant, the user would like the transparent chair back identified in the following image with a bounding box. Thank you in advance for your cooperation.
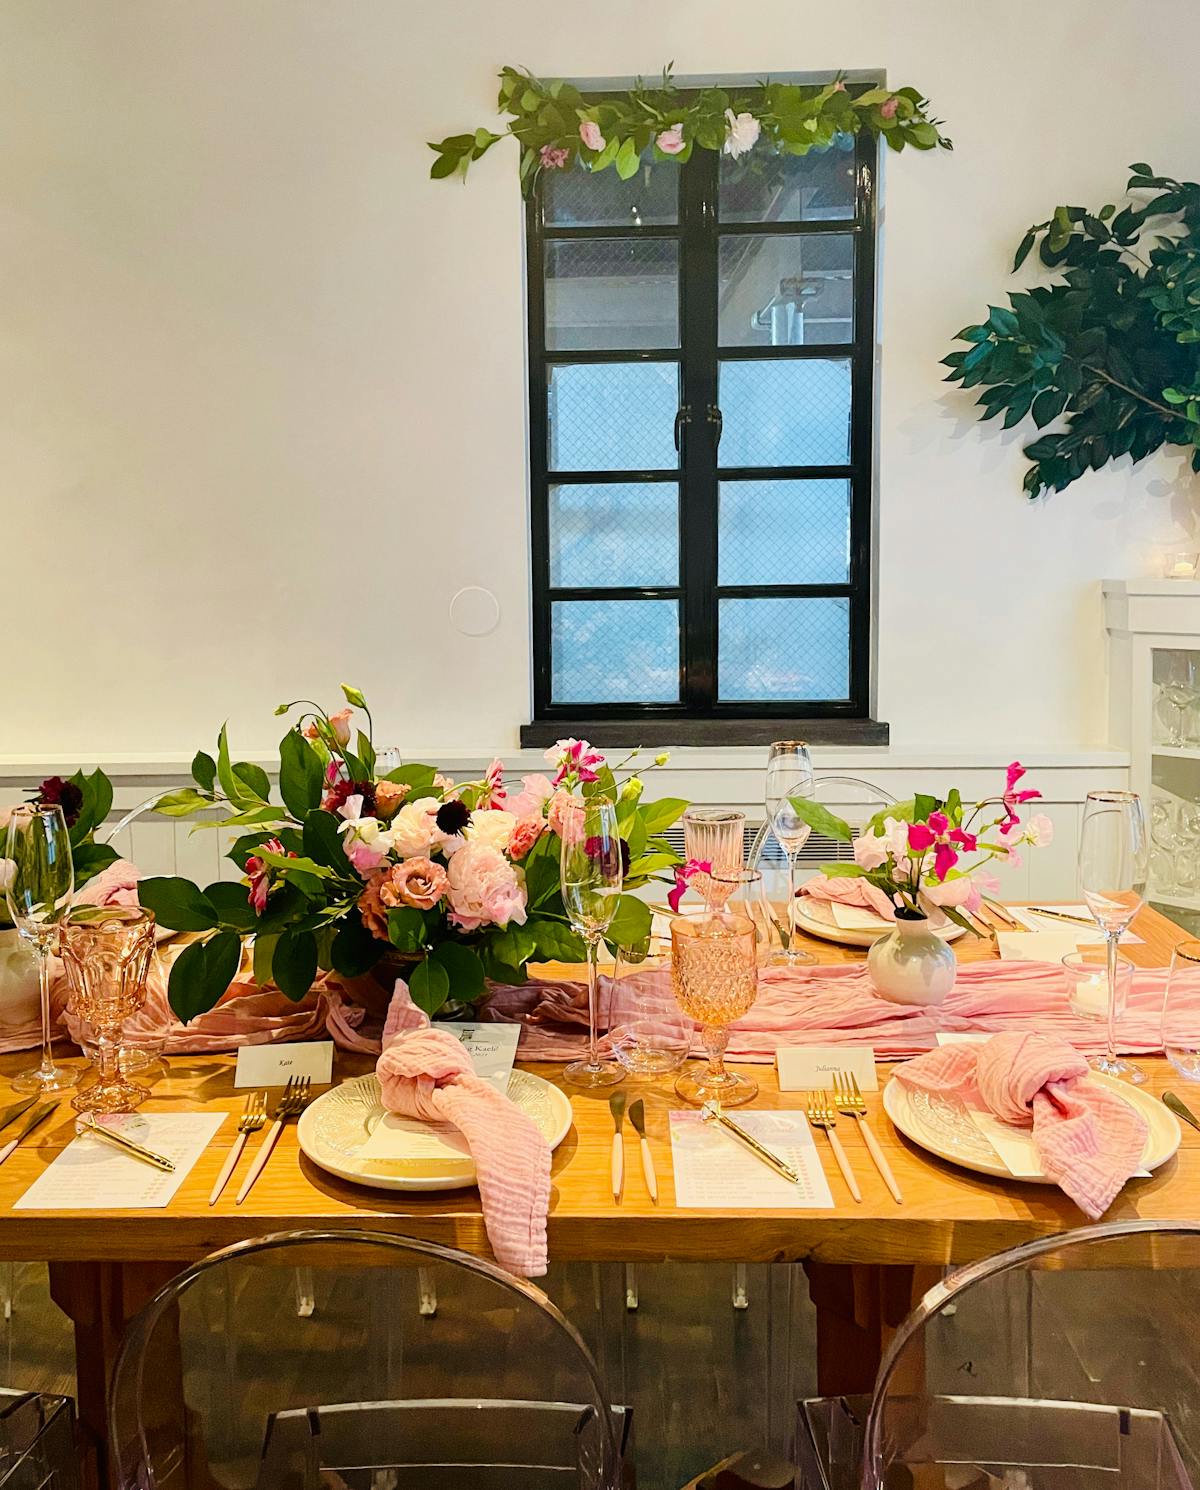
[0,1390,77,1490]
[108,1230,621,1490]
[747,775,893,873]
[858,1220,1200,1490]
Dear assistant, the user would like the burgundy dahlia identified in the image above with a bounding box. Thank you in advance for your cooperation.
[32,776,83,828]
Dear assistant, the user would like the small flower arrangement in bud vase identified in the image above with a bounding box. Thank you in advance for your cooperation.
[137,687,687,1022]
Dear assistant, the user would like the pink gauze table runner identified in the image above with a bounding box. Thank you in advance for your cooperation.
[480,961,1198,1064]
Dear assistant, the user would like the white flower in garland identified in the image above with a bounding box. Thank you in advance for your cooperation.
[722,109,761,158]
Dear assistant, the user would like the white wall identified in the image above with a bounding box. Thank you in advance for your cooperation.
[1,0,1196,762]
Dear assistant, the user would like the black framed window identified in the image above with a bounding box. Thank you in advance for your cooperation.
[523,112,884,747]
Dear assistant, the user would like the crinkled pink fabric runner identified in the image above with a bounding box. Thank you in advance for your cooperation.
[894,1031,1149,1219]
[480,960,1197,1065]
[377,985,551,1277]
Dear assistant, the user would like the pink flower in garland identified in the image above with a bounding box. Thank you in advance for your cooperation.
[579,120,605,152]
[480,757,507,809]
[907,811,977,883]
[539,145,569,170]
[880,96,899,120]
[668,858,712,914]
[245,837,292,915]
[656,126,686,155]
[1001,761,1040,830]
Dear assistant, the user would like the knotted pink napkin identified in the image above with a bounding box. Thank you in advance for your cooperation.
[376,984,551,1277]
[800,872,981,924]
[895,1031,1149,1218]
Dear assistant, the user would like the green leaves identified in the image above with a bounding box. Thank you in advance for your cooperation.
[272,929,318,1000]
[168,931,242,1023]
[409,956,450,1015]
[191,751,217,793]
[154,787,213,817]
[138,877,219,933]
[636,797,687,835]
[386,906,426,954]
[605,893,652,951]
[786,798,854,843]
[279,728,324,817]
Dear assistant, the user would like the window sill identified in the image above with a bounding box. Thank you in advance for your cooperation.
[520,717,890,748]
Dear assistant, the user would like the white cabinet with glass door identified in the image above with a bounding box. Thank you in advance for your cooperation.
[1105,580,1200,934]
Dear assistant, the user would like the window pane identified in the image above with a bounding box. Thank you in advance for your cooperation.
[549,482,678,588]
[552,599,680,703]
[718,234,854,347]
[719,140,856,223]
[719,479,850,585]
[718,359,851,467]
[718,597,850,701]
[546,240,679,351]
[543,155,678,228]
[549,362,679,472]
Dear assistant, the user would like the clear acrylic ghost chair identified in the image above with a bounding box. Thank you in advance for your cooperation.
[0,1389,77,1490]
[796,1219,1200,1490]
[108,1229,623,1490]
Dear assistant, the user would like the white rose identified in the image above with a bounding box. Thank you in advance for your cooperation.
[722,109,761,159]
[465,809,517,854]
[389,797,440,858]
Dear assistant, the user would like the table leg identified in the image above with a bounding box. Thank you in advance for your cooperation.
[805,1262,940,1396]
[48,1259,181,1490]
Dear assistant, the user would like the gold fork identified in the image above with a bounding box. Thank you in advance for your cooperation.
[806,1091,861,1202]
[833,1071,903,1205]
[236,1077,312,1205]
[209,1091,268,1206]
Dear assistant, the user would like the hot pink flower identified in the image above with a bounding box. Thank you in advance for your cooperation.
[579,120,605,152]
[481,757,507,809]
[1001,761,1040,829]
[668,858,712,914]
[508,818,545,860]
[880,96,899,120]
[508,773,554,819]
[545,737,605,787]
[656,126,686,155]
[539,145,569,170]
[245,837,292,916]
[446,843,528,931]
[908,812,976,883]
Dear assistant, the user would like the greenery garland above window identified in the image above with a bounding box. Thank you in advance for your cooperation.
[428,65,951,191]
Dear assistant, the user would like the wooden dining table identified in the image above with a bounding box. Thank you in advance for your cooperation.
[0,902,1193,1483]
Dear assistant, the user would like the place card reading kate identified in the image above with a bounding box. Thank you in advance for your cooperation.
[14,1112,227,1210]
[776,1045,878,1092]
[234,1041,334,1088]
[669,1110,834,1209]
[430,1021,520,1090]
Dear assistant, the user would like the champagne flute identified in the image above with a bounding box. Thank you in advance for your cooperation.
[4,804,77,1093]
[764,741,815,965]
[559,796,625,1089]
[1078,789,1148,1083]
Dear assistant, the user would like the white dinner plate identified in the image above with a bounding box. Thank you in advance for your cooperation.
[297,1071,573,1192]
[882,1069,1181,1181]
[792,898,967,948]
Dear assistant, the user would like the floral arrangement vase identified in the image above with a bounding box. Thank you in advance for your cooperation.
[866,912,956,1006]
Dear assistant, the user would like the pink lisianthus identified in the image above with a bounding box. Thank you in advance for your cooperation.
[385,857,449,912]
[480,757,507,809]
[539,145,569,170]
[579,119,605,152]
[508,817,545,860]
[245,837,292,916]
[656,126,685,155]
[447,843,528,931]
[508,773,554,819]
[1001,761,1040,829]
[1022,812,1054,848]
[327,708,353,746]
[668,858,712,914]
[545,737,606,787]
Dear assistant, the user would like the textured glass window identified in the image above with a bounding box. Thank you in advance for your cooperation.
[718,359,851,467]
[718,234,854,347]
[719,479,850,585]
[719,139,856,224]
[546,240,679,351]
[552,599,680,703]
[548,362,679,472]
[543,156,678,229]
[718,597,850,701]
[549,483,678,588]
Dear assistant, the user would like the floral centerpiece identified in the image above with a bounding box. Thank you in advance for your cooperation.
[1,771,120,926]
[792,763,1052,931]
[138,687,686,1022]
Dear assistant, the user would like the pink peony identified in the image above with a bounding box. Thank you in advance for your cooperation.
[656,126,685,156]
[539,145,569,170]
[579,120,605,152]
[508,773,554,819]
[880,96,899,120]
[446,843,527,932]
[508,817,545,860]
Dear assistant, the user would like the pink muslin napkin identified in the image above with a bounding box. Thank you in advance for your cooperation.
[895,1030,1149,1218]
[800,872,981,925]
[376,984,551,1277]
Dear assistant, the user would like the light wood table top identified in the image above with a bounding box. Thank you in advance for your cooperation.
[0,904,1192,1267]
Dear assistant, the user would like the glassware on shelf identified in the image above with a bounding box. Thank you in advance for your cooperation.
[558,796,625,1089]
[4,804,77,1094]
[682,807,746,911]
[671,909,759,1108]
[1163,940,1200,1080]
[1154,652,1199,747]
[1078,789,1149,1083]
[59,906,157,1114]
[764,740,815,965]
[1061,947,1133,1022]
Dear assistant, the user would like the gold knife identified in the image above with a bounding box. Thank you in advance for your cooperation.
[1164,1091,1200,1135]
[0,1101,59,1165]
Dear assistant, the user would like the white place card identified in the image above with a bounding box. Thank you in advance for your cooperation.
[828,902,889,932]
[235,1040,334,1088]
[776,1044,878,1092]
[431,1021,520,1091]
[669,1110,834,1209]
[14,1112,227,1210]
[966,1107,1151,1181]
[1006,908,1142,944]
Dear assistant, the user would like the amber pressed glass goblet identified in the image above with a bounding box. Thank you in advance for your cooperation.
[671,910,759,1108]
[60,906,157,1114]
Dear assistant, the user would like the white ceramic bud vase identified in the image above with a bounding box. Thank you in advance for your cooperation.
[867,911,956,1006]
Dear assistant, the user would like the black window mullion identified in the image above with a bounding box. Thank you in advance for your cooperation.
[678,148,719,712]
[847,131,878,714]
[526,188,553,720]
